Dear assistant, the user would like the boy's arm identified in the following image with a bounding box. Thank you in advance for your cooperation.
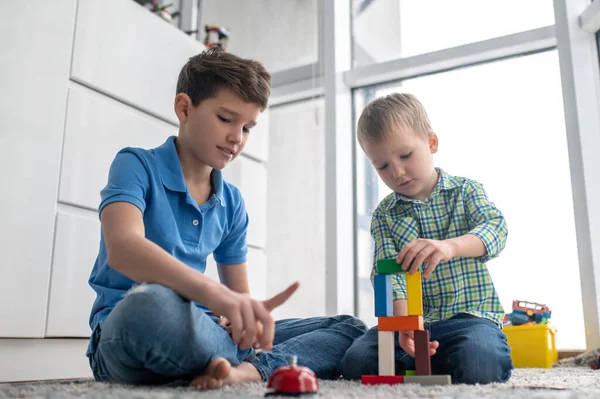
[101,202,230,308]
[213,192,252,294]
[101,202,298,350]
[444,234,486,258]
[463,181,508,261]
[217,262,250,294]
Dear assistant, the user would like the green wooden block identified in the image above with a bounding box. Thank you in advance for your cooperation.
[405,370,416,376]
[377,258,404,274]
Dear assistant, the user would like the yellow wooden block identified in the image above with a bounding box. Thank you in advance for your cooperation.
[407,271,423,316]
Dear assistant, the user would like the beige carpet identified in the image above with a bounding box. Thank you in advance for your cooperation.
[1,367,599,398]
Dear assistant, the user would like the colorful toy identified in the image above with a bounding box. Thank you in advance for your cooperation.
[265,355,318,396]
[504,300,552,326]
[204,25,230,51]
[362,259,452,386]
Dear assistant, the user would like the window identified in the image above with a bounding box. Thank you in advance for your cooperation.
[354,50,584,349]
[352,0,555,67]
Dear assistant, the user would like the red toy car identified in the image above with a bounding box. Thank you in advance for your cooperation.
[266,355,318,396]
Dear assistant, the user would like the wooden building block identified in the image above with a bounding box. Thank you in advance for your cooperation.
[404,375,452,385]
[378,330,395,376]
[406,271,423,316]
[377,258,403,274]
[414,329,432,376]
[374,274,393,316]
[378,315,424,332]
[361,375,404,385]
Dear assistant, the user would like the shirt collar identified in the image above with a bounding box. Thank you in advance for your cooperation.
[154,136,226,207]
[387,167,457,209]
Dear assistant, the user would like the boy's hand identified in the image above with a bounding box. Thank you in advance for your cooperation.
[220,317,266,350]
[397,239,454,278]
[218,316,230,327]
[209,282,299,351]
[398,331,439,357]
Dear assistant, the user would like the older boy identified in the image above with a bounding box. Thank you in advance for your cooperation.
[339,93,513,384]
[87,48,367,390]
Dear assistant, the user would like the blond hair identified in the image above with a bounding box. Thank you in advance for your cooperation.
[357,93,433,143]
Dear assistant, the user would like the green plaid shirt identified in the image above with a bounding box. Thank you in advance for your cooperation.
[370,168,507,326]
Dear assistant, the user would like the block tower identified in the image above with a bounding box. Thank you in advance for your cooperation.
[361,258,452,386]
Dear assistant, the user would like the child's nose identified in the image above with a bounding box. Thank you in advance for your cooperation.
[228,128,244,144]
[392,165,405,179]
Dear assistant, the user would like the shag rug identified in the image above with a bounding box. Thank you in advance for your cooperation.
[1,351,599,398]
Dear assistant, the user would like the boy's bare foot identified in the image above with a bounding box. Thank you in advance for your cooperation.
[190,357,262,390]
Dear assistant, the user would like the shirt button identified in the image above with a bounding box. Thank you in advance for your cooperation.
[192,219,199,226]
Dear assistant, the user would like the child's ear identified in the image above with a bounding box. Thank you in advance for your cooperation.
[429,133,439,154]
[174,93,192,122]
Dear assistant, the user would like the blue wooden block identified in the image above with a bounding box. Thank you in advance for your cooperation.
[374,274,393,317]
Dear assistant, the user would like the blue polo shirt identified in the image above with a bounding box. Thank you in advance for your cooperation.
[87,136,248,355]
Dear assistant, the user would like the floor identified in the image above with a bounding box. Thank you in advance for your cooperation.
[1,367,599,399]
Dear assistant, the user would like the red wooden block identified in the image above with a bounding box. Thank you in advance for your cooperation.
[378,315,424,331]
[414,330,432,376]
[361,375,404,385]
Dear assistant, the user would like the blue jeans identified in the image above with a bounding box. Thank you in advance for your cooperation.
[339,314,513,384]
[88,284,367,385]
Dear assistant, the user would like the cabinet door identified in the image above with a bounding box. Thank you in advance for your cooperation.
[59,83,175,210]
[222,157,268,249]
[45,212,100,337]
[0,0,77,337]
[71,0,205,124]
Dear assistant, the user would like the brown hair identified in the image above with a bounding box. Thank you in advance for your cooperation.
[176,48,271,111]
[357,93,433,143]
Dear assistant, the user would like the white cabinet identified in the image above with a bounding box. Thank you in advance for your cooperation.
[59,83,175,210]
[0,0,78,337]
[46,212,100,337]
[222,158,268,249]
[71,0,204,124]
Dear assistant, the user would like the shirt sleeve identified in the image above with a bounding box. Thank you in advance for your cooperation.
[213,191,249,265]
[370,209,407,300]
[99,150,149,216]
[464,181,508,261]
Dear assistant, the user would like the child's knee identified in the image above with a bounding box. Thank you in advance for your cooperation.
[339,331,378,379]
[335,315,369,334]
[104,284,182,338]
[451,340,513,384]
[339,345,365,380]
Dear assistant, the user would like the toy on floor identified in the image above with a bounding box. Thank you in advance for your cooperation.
[590,354,600,370]
[503,300,552,326]
[362,259,452,386]
[265,355,318,396]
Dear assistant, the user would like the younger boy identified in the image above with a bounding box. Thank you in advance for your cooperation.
[86,48,367,390]
[339,93,513,384]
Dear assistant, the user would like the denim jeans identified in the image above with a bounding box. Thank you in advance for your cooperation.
[88,284,367,385]
[339,314,513,384]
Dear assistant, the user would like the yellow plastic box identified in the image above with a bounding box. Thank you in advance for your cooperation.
[503,324,558,368]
